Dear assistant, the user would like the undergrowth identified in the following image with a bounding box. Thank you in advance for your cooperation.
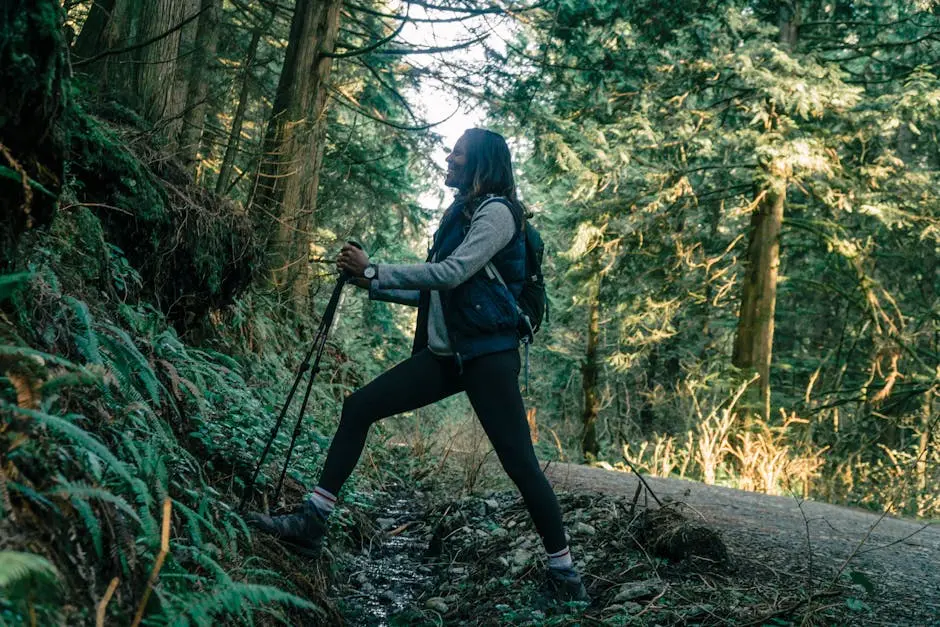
[0,191,382,623]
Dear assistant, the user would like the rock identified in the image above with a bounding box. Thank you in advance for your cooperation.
[484,498,500,512]
[511,548,531,566]
[380,589,397,603]
[426,597,448,613]
[613,579,663,603]
[376,517,396,529]
[573,521,596,535]
[490,527,509,540]
[510,548,532,575]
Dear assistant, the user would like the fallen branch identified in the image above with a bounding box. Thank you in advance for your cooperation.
[95,577,120,627]
[130,498,172,627]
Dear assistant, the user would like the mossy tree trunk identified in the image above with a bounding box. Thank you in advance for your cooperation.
[251,0,344,305]
[0,0,68,264]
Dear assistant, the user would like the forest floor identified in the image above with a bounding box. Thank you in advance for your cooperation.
[269,453,940,626]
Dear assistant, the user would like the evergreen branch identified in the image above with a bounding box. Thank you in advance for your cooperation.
[328,88,460,131]
[369,33,490,56]
[346,1,490,23]
[403,0,551,15]
[325,6,410,59]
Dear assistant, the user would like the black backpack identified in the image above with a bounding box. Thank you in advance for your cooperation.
[517,221,548,341]
[475,196,548,342]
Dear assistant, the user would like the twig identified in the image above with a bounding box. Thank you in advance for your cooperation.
[619,456,664,508]
[95,577,120,627]
[628,481,643,518]
[130,498,172,627]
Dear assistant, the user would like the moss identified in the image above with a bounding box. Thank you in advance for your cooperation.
[0,0,69,262]
[62,97,261,332]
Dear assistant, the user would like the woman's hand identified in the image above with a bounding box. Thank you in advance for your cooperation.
[337,243,370,278]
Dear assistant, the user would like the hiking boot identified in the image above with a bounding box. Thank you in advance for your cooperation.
[245,499,327,557]
[544,566,590,604]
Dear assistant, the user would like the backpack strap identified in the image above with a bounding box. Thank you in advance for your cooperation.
[466,195,524,234]
[485,259,535,343]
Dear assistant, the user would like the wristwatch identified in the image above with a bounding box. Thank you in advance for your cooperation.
[363,264,378,280]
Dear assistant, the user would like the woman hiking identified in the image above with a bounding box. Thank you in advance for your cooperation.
[247,128,588,603]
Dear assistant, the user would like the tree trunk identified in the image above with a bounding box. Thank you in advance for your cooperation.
[581,261,601,460]
[730,2,799,420]
[72,0,117,62]
[73,0,141,98]
[179,0,220,171]
[251,0,344,304]
[732,180,786,421]
[216,24,264,195]
[135,0,188,145]
[0,0,69,264]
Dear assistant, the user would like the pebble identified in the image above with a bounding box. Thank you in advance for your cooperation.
[484,498,500,511]
[490,527,509,539]
[426,597,449,613]
[376,517,396,529]
[573,521,596,535]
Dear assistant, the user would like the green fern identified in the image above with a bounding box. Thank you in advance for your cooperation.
[70,496,104,558]
[99,324,163,405]
[4,402,134,484]
[0,550,60,590]
[64,296,102,364]
[0,344,82,371]
[54,480,142,526]
[164,582,323,627]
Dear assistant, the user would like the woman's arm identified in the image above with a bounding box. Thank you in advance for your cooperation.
[374,201,516,291]
[368,286,421,307]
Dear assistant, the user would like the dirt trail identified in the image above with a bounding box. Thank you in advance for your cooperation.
[544,462,940,625]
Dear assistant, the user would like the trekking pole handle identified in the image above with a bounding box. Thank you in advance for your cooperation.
[340,240,364,282]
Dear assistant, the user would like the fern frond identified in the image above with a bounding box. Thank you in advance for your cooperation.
[63,296,101,364]
[54,480,142,525]
[99,324,162,405]
[39,368,103,399]
[0,551,59,589]
[71,496,104,558]
[165,582,322,627]
[0,345,81,370]
[3,402,134,484]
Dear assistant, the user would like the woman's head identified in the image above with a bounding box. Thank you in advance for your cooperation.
[445,128,517,202]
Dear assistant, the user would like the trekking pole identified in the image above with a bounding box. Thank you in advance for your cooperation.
[239,242,362,510]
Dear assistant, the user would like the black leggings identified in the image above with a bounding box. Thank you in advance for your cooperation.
[318,348,567,553]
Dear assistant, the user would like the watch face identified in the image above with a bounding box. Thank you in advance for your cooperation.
[364,265,376,279]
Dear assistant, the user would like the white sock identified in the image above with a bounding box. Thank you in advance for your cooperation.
[547,546,573,570]
[308,486,337,518]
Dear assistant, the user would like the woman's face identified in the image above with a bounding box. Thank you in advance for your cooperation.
[445,135,470,190]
